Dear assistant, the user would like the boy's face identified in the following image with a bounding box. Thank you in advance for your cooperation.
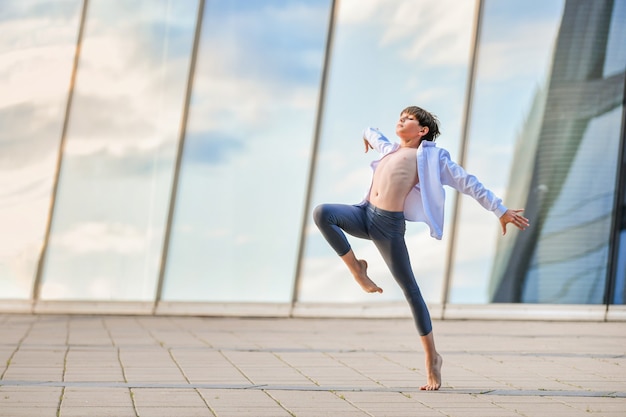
[396,112,428,142]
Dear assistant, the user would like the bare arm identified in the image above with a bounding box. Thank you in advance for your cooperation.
[499,209,530,235]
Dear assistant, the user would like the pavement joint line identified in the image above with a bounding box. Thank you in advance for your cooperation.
[1,344,623,359]
[0,380,624,398]
[0,315,36,380]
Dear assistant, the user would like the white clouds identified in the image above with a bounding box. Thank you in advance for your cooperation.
[268,1,330,26]
[339,0,475,67]
[51,222,147,255]
[0,45,74,107]
[186,5,326,135]
[477,20,559,82]
[62,35,190,156]
[0,5,81,297]
[384,0,475,66]
[0,5,79,109]
[333,167,371,196]
[335,0,382,24]
[186,73,276,132]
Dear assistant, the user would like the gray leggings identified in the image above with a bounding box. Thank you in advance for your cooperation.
[313,202,432,336]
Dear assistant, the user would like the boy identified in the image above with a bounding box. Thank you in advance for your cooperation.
[313,106,529,390]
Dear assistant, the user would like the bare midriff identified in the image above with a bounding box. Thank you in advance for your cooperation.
[368,147,418,212]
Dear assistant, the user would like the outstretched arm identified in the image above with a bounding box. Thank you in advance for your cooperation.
[362,127,396,154]
[499,209,529,235]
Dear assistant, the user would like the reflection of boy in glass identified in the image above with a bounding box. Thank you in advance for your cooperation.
[313,106,529,390]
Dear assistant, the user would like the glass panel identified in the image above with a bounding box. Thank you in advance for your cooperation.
[614,227,626,304]
[298,0,476,303]
[447,0,565,303]
[450,0,625,304]
[161,0,332,302]
[0,0,81,299]
[39,0,198,301]
[608,0,626,305]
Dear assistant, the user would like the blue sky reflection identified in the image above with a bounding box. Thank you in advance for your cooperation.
[161,0,332,302]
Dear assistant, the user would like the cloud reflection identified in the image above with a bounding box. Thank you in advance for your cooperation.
[51,222,146,254]
[0,0,81,299]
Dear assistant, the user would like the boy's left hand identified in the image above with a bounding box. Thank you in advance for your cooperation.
[500,209,529,235]
[364,138,373,153]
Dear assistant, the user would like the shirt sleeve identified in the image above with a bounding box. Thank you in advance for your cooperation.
[438,149,508,218]
[362,127,397,155]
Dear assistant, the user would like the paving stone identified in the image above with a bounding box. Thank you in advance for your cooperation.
[58,406,137,417]
[132,388,207,407]
[199,388,290,416]
[0,406,59,417]
[0,386,62,407]
[61,387,133,407]
[134,406,215,417]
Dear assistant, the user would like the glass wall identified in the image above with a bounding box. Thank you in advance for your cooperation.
[0,0,625,313]
[39,0,198,301]
[298,0,476,304]
[606,0,626,305]
[0,0,82,299]
[449,0,626,304]
[161,0,332,302]
[447,0,565,304]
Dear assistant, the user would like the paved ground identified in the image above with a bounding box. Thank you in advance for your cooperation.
[0,314,624,417]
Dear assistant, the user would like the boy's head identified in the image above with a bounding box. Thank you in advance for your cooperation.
[401,106,441,142]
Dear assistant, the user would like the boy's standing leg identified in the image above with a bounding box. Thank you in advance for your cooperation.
[368,208,442,390]
[420,332,443,390]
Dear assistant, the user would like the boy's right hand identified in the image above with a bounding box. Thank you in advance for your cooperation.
[499,209,529,235]
[363,138,373,153]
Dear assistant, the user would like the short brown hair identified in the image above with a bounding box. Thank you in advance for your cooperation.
[401,106,441,141]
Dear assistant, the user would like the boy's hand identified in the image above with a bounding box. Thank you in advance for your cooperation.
[500,209,529,235]
[364,138,373,153]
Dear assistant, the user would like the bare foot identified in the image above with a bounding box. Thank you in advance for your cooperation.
[353,260,383,293]
[420,353,442,391]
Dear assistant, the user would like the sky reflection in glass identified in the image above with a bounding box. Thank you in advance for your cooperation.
[39,0,198,301]
[161,0,331,302]
[448,0,565,303]
[0,0,81,299]
[298,0,475,304]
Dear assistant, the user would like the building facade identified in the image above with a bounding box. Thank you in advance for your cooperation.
[1,0,625,319]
